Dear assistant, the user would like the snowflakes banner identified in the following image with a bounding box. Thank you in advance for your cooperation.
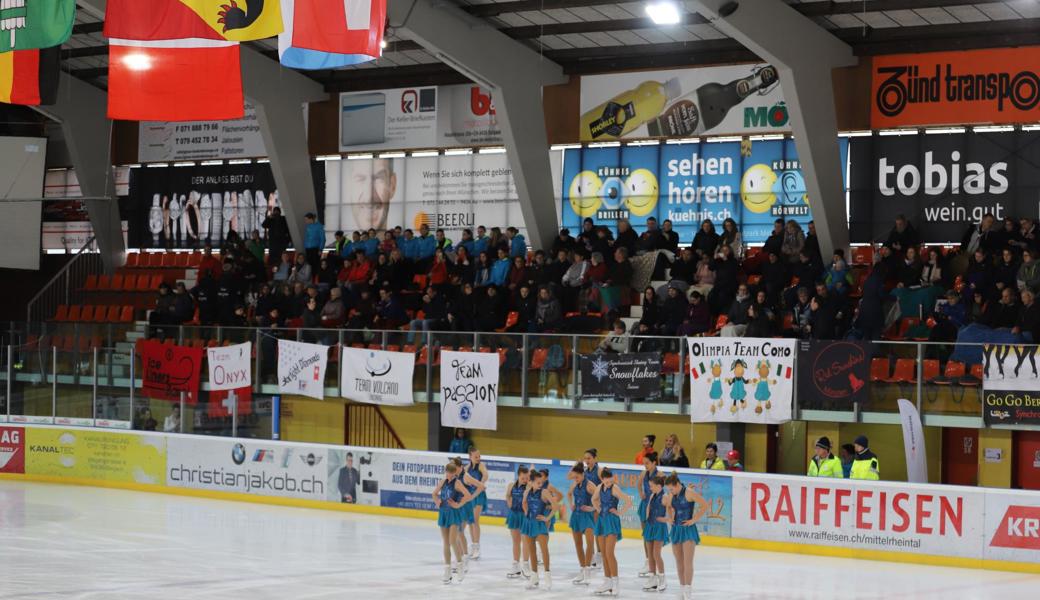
[578,352,661,399]
[687,338,794,424]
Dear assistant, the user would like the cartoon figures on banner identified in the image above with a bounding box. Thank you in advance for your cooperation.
[753,359,776,414]
[707,360,724,414]
[726,359,749,414]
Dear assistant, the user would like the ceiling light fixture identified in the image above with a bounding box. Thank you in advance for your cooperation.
[645,1,681,26]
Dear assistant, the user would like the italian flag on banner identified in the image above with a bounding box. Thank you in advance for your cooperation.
[0,46,58,106]
[0,0,74,52]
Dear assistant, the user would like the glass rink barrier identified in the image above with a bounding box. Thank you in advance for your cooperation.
[2,321,1033,434]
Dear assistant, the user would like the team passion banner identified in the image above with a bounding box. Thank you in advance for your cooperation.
[340,347,415,406]
[982,344,1040,425]
[439,350,499,431]
[687,338,794,424]
[579,352,662,400]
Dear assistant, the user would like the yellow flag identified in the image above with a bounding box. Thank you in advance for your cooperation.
[179,0,283,41]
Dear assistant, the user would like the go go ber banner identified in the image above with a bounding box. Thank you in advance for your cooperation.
[982,344,1040,426]
[277,340,328,400]
[207,342,251,392]
[687,338,794,424]
[340,347,415,406]
[136,339,203,402]
[439,350,499,431]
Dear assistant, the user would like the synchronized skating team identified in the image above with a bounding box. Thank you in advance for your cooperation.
[432,447,709,598]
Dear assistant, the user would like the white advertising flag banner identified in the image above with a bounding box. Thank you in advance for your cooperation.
[277,340,328,400]
[579,63,788,142]
[897,398,928,484]
[138,101,267,163]
[340,347,415,406]
[687,338,795,424]
[338,84,502,153]
[166,436,327,501]
[207,342,252,392]
[439,350,499,431]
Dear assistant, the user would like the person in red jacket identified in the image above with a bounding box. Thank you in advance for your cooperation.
[345,251,373,290]
[428,248,450,290]
[726,450,744,472]
[634,434,656,465]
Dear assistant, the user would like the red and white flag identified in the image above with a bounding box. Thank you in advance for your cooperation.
[108,38,244,121]
[208,386,253,418]
[278,0,384,70]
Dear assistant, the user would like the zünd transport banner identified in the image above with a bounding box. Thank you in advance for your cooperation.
[439,350,499,431]
[277,340,329,400]
[982,344,1040,426]
[579,63,789,142]
[578,352,662,400]
[561,138,848,244]
[687,338,795,424]
[338,84,503,153]
[871,47,1040,129]
[340,347,415,406]
[847,129,1040,244]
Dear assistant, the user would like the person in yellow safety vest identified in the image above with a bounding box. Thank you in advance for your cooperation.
[699,443,727,470]
[807,437,843,478]
[849,435,880,480]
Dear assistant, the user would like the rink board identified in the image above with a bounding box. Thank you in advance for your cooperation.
[1,423,1039,573]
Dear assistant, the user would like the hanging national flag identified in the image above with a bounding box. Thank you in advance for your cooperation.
[104,0,282,42]
[278,0,384,70]
[108,38,244,122]
[0,46,58,106]
[208,386,253,417]
[0,0,74,53]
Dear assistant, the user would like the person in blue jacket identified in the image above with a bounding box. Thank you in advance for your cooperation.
[508,227,527,259]
[435,229,454,253]
[303,213,326,272]
[361,230,380,257]
[473,225,489,256]
[457,228,475,257]
[416,223,437,262]
[490,247,512,287]
[340,230,360,260]
[398,229,417,262]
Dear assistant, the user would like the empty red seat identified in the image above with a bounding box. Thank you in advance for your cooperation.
[122,274,138,292]
[97,274,111,290]
[175,253,190,267]
[119,306,134,323]
[81,306,96,322]
[53,305,69,321]
[93,306,109,323]
[106,305,121,322]
[83,275,98,291]
[110,274,124,290]
[188,252,202,267]
[883,358,916,384]
[67,305,82,321]
[869,357,889,382]
[125,252,140,267]
[161,253,177,268]
[530,348,548,370]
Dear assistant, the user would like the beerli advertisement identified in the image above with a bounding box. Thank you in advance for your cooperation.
[561,138,849,244]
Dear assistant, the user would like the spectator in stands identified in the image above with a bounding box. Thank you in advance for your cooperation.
[784,250,823,308]
[1014,288,1040,342]
[449,428,472,454]
[746,297,775,338]
[586,251,608,287]
[962,213,999,256]
[720,284,752,337]
[415,224,437,269]
[163,404,180,433]
[489,227,508,256]
[670,247,697,286]
[474,252,493,287]
[638,217,667,253]
[272,251,292,282]
[490,247,511,287]
[995,248,1020,296]
[138,408,158,431]
[984,287,1020,329]
[639,287,662,332]
[921,248,943,287]
[472,225,490,256]
[379,231,396,255]
[191,271,218,326]
[596,320,629,353]
[507,226,526,258]
[374,288,406,330]
[321,287,346,328]
[247,230,265,263]
[964,249,994,302]
[762,219,785,258]
[809,282,841,340]
[527,251,550,289]
[507,255,529,293]
[171,282,194,325]
[552,228,575,257]
[790,287,813,338]
[288,253,313,286]
[513,284,537,331]
[435,229,453,253]
[707,245,738,314]
[658,434,689,468]
[661,285,688,335]
[677,291,711,336]
[199,242,222,281]
[590,227,613,263]
[760,252,788,307]
[240,251,267,292]
[839,444,856,478]
[998,217,1023,251]
[700,443,726,470]
[215,264,245,326]
[408,287,448,342]
[279,284,300,319]
[718,217,743,260]
[692,219,719,258]
[561,251,589,309]
[781,220,806,264]
[533,286,562,332]
[634,434,656,465]
[148,282,177,338]
[448,282,478,332]
[615,219,638,257]
[478,285,507,331]
[1018,249,1040,292]
[301,296,322,339]
[546,249,570,287]
[660,219,679,253]
[303,212,325,272]
[826,250,854,295]
[1017,218,1038,253]
[885,214,918,256]
[227,304,248,328]
[261,207,290,267]
[429,248,450,292]
[254,284,277,326]
[894,246,922,289]
[576,218,596,250]
[691,251,715,298]
[803,221,823,268]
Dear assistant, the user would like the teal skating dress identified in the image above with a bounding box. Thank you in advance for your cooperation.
[569,476,596,534]
[506,480,526,530]
[669,489,701,545]
[642,491,669,544]
[594,484,623,539]
[437,477,464,529]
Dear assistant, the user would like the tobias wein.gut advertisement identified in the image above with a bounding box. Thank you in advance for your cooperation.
[580,63,789,142]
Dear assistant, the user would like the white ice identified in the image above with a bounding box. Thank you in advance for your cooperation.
[1,480,1038,599]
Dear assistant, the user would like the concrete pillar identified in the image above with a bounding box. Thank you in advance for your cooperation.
[34,73,124,272]
[691,0,856,255]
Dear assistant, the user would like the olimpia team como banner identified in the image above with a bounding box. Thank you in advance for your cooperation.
[561,138,849,244]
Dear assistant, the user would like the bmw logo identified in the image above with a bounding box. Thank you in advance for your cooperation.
[459,405,471,422]
[231,443,246,465]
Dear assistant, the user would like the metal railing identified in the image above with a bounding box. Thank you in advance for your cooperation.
[26,236,103,324]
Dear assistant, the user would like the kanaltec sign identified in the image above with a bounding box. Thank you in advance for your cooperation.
[872,47,1040,128]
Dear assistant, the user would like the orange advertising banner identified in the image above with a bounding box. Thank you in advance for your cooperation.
[871,48,1040,128]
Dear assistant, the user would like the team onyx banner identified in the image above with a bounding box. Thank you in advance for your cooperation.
[872,47,1040,128]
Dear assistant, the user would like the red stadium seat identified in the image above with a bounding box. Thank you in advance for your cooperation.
[53,305,69,321]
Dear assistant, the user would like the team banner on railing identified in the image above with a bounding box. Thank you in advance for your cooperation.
[687,338,795,424]
[136,339,203,402]
[340,347,415,406]
[578,352,662,400]
[439,350,499,431]
[207,342,252,392]
[277,340,328,400]
[982,344,1040,425]
[797,340,872,411]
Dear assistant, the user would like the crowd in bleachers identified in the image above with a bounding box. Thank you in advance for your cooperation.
[138,209,1040,357]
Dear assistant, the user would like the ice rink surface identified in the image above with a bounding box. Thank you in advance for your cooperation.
[1,480,1038,600]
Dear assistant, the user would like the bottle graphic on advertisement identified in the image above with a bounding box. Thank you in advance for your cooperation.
[148,194,164,247]
[646,66,779,137]
[581,78,681,140]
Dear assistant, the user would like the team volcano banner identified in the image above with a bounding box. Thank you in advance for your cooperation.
[982,344,1040,426]
[128,162,279,249]
[847,130,1040,243]
[797,340,872,411]
[578,352,662,400]
[136,339,203,402]
[561,138,848,244]
[872,47,1040,129]
[340,347,415,406]
[687,338,795,424]
[0,0,74,53]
